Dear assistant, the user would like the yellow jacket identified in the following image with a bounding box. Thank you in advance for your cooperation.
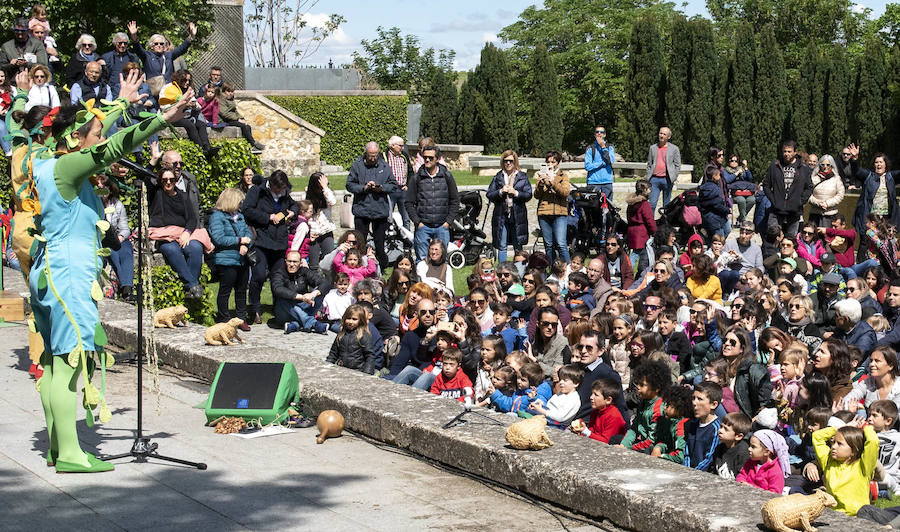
[812,425,879,515]
[686,275,722,304]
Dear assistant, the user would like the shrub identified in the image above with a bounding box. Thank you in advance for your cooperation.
[0,155,10,207]
[151,262,216,326]
[270,95,408,169]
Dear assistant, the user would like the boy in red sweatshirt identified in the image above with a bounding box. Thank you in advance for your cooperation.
[430,348,474,403]
[571,378,626,443]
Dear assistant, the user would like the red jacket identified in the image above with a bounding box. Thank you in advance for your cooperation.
[824,227,857,268]
[587,404,627,443]
[431,370,474,402]
[625,194,657,250]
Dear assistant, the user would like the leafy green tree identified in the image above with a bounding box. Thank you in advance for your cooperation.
[665,16,691,152]
[825,45,851,156]
[0,0,214,65]
[526,44,563,155]
[791,43,826,154]
[752,24,787,178]
[618,15,665,161]
[685,18,717,174]
[711,57,729,152]
[852,37,889,161]
[728,23,755,164]
[456,78,477,145]
[351,26,455,101]
[420,69,458,144]
[469,43,518,154]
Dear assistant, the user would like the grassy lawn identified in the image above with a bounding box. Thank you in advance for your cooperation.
[289,169,596,191]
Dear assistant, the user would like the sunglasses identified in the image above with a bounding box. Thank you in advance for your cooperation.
[503,159,515,164]
[576,344,596,351]
[594,130,605,134]
[523,278,535,284]
[482,268,494,274]
[653,268,667,274]
[539,320,558,328]
[729,158,738,163]
[739,229,754,234]
[418,309,435,316]
[423,155,436,161]
[689,309,701,315]
[846,287,857,293]
[470,299,486,305]
[732,303,744,309]
[152,42,166,46]
[802,231,815,236]
[606,242,618,247]
[643,304,661,311]
[398,280,410,286]
[160,177,177,183]
[725,338,740,347]
[789,303,803,309]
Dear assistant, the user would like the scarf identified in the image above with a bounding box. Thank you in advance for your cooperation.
[753,429,790,478]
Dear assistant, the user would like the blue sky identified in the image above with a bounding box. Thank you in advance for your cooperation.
[286,1,891,70]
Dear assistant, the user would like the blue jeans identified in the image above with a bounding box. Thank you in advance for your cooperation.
[393,366,436,390]
[495,212,519,263]
[414,224,450,261]
[648,177,672,215]
[589,183,613,201]
[0,119,11,155]
[390,189,410,228]
[851,258,880,277]
[719,269,741,295]
[108,239,134,287]
[538,215,570,263]
[158,239,203,288]
[289,302,318,330]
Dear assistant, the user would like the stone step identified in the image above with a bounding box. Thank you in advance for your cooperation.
[320,164,343,173]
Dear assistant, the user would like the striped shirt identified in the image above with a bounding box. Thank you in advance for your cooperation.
[387,151,408,187]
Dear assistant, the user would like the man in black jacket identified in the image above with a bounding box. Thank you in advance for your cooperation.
[762,140,812,235]
[275,251,329,333]
[347,141,398,268]
[406,145,460,260]
[573,330,629,426]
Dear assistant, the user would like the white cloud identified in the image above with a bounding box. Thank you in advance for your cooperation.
[483,32,498,43]
[300,12,351,44]
[852,3,868,14]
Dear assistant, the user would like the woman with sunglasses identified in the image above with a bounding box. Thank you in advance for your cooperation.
[807,154,844,227]
[487,150,532,263]
[24,64,58,112]
[723,154,756,224]
[796,221,827,269]
[65,34,104,86]
[772,294,822,353]
[127,20,196,88]
[508,268,543,319]
[384,269,411,319]
[722,326,773,417]
[532,306,571,377]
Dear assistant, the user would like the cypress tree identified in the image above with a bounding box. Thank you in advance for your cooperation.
[471,42,518,153]
[665,16,691,150]
[527,44,564,155]
[791,44,818,154]
[853,38,888,161]
[456,77,477,144]
[825,45,850,156]
[421,69,458,144]
[752,24,787,179]
[711,56,729,153]
[810,49,827,154]
[686,19,717,176]
[729,23,755,166]
[886,46,900,163]
[618,15,665,161]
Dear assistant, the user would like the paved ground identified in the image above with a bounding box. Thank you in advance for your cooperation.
[0,325,601,532]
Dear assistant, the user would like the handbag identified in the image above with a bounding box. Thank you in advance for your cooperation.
[245,247,259,267]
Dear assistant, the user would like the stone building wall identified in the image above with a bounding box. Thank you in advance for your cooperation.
[235,94,325,177]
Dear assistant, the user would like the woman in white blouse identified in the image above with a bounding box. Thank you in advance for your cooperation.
[843,345,900,412]
[25,64,59,111]
[304,171,336,269]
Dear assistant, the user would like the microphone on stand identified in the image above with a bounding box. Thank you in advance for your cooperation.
[116,158,157,180]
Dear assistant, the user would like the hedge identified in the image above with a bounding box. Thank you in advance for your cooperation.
[270,95,409,169]
[151,262,216,325]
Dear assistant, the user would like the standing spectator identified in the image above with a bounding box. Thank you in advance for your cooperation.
[127,20,195,91]
[24,64,58,111]
[28,22,58,68]
[762,139,813,235]
[218,81,265,152]
[487,150,532,262]
[645,126,681,215]
[242,170,300,324]
[208,188,253,329]
[66,34,104,87]
[850,144,900,263]
[705,147,732,236]
[807,154,844,228]
[412,136,446,172]
[406,145,459,261]
[625,179,656,272]
[381,135,413,228]
[70,61,112,105]
[534,150,570,263]
[347,141,398,267]
[836,146,857,189]
[0,18,49,70]
[101,32,140,97]
[584,125,615,199]
[305,171,337,269]
[158,69,218,159]
[723,154,756,224]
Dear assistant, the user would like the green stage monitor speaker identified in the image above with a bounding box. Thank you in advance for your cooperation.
[205,362,299,425]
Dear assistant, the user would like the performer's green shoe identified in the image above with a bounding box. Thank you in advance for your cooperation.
[55,453,114,473]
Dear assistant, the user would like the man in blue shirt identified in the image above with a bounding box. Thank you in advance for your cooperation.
[584,125,616,199]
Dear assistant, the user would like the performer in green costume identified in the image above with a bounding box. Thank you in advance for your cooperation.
[29,70,193,472]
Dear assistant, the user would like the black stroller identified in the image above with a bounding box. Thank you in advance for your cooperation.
[566,186,625,256]
[658,188,702,246]
[447,190,492,268]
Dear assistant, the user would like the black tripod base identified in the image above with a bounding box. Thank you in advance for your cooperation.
[103,437,207,470]
[442,409,505,429]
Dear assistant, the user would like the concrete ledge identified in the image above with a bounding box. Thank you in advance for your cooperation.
[237,89,407,97]
[93,296,869,532]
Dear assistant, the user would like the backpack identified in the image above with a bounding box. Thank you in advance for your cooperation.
[680,189,702,227]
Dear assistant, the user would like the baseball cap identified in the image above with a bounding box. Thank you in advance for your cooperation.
[778,257,797,270]
[820,252,836,264]
[506,283,526,297]
[821,272,842,285]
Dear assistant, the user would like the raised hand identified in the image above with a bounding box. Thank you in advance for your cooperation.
[848,143,860,159]
[15,69,31,91]
[188,22,197,38]
[127,21,138,37]
[117,69,147,104]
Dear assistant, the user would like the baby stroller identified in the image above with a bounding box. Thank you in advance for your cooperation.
[382,196,414,266]
[566,186,625,256]
[658,188,702,246]
[447,190,492,269]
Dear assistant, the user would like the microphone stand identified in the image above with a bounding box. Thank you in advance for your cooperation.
[103,160,206,470]
[442,402,504,430]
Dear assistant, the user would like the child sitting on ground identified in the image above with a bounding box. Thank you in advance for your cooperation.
[288,199,314,257]
[490,362,551,415]
[813,418,880,515]
[320,272,353,333]
[529,364,584,426]
[325,305,375,374]
[774,343,806,408]
[684,381,723,471]
[333,246,377,287]
[474,334,507,402]
[573,378,627,443]
[713,412,752,480]
[479,366,516,408]
[737,429,791,494]
[430,348,474,403]
[619,361,671,453]
[565,271,596,310]
[490,302,521,353]
[218,81,265,152]
[651,385,692,464]
[869,399,900,498]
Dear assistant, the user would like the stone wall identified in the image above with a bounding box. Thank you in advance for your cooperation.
[405,143,485,171]
[234,93,325,177]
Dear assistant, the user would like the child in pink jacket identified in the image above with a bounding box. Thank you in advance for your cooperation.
[333,247,377,286]
[736,429,789,494]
